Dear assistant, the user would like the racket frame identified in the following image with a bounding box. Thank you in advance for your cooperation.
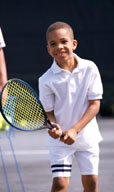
[0,78,54,131]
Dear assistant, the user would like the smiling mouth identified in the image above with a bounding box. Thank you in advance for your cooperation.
[56,52,66,56]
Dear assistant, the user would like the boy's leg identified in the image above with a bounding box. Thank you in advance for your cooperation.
[49,146,75,192]
[51,177,69,192]
[75,146,99,192]
[82,175,98,192]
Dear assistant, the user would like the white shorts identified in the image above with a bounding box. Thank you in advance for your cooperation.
[49,145,100,178]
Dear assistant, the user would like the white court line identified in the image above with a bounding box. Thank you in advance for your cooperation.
[0,150,49,156]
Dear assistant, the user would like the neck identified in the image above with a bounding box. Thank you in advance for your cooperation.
[57,56,78,72]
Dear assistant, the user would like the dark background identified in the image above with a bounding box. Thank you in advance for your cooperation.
[1,0,114,116]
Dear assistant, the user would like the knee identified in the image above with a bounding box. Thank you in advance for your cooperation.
[52,181,65,191]
[82,175,98,192]
[52,177,69,191]
[88,179,97,191]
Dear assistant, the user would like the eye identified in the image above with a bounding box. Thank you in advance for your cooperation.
[61,40,68,44]
[50,42,56,47]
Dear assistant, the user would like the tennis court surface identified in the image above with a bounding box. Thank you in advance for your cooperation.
[0,118,114,192]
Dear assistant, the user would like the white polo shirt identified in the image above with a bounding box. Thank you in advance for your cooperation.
[39,54,103,149]
[0,28,6,48]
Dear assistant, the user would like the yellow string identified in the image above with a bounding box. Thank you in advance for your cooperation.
[1,81,46,130]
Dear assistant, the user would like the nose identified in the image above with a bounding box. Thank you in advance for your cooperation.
[56,43,63,49]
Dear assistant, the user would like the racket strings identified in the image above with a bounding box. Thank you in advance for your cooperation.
[1,81,46,130]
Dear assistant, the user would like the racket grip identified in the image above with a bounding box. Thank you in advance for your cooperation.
[61,132,65,138]
[51,124,55,129]
[47,120,55,129]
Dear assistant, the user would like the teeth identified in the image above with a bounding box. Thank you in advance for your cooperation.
[58,53,65,55]
[56,52,65,56]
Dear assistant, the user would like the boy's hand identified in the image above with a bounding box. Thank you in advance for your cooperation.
[48,122,62,139]
[60,127,78,145]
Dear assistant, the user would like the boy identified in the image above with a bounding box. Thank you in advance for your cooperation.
[39,22,103,192]
[0,27,7,91]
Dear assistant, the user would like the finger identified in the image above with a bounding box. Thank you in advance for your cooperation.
[65,137,75,145]
[60,134,74,145]
[65,139,74,145]
[51,128,57,132]
[48,128,56,134]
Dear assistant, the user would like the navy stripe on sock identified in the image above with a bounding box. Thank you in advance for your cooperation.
[51,164,72,168]
[52,169,72,173]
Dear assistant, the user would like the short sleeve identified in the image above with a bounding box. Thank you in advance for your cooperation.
[38,78,55,112]
[87,64,103,100]
[0,28,6,48]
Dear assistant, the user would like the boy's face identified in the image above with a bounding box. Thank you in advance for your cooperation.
[47,28,77,64]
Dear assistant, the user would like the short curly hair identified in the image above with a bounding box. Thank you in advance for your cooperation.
[46,21,74,41]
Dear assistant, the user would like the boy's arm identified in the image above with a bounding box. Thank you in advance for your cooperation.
[0,48,8,91]
[61,99,100,145]
[46,111,62,138]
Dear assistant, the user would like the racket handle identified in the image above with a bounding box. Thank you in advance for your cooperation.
[47,120,55,129]
[61,132,65,138]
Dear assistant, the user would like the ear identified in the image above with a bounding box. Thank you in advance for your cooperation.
[73,40,78,50]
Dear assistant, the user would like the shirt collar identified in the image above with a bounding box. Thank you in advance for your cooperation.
[51,53,84,74]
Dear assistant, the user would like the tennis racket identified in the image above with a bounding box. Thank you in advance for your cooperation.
[0,78,63,134]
